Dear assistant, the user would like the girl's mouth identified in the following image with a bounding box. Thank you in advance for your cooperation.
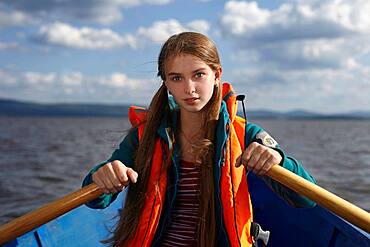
[184,97,199,105]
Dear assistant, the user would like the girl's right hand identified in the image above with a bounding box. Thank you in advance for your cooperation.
[92,160,138,194]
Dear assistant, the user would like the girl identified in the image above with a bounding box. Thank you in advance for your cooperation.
[82,32,316,247]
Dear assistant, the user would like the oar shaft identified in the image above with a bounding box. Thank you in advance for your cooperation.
[0,183,102,245]
[267,165,370,233]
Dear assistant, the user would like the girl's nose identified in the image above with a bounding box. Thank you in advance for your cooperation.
[184,79,196,95]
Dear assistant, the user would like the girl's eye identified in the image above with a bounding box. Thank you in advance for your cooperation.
[171,76,181,81]
[195,72,205,78]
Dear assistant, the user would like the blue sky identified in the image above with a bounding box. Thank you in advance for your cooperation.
[1,0,369,113]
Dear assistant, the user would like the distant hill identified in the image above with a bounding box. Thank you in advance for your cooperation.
[245,109,370,120]
[0,98,369,119]
[0,99,130,117]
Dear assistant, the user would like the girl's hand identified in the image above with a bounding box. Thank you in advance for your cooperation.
[235,142,282,176]
[92,160,138,194]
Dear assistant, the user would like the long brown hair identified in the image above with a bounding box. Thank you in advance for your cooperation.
[107,32,222,247]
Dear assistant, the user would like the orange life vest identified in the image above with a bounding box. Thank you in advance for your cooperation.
[126,82,253,247]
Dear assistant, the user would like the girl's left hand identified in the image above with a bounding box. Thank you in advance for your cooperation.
[235,142,282,176]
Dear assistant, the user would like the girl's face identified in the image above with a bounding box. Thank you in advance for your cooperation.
[164,54,221,114]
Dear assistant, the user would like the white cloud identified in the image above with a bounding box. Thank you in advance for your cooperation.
[187,20,210,34]
[137,19,210,44]
[0,69,159,104]
[35,18,209,50]
[0,70,17,85]
[99,73,143,89]
[38,22,136,49]
[23,72,56,85]
[221,0,370,44]
[0,9,37,28]
[61,72,84,86]
[144,0,172,5]
[219,1,370,70]
[231,65,370,113]
[137,19,186,43]
[221,1,270,35]
[1,0,173,26]
[219,0,370,112]
[321,0,370,33]
[113,0,172,7]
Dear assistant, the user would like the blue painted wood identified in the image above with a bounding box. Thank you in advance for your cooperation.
[3,177,370,246]
[3,232,40,247]
[248,173,370,247]
[3,192,125,247]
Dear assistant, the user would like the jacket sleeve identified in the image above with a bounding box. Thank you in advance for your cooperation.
[82,127,139,209]
[246,122,317,208]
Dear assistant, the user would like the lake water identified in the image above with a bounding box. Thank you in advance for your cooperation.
[0,117,369,225]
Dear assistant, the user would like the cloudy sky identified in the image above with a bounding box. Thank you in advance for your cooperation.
[1,0,369,113]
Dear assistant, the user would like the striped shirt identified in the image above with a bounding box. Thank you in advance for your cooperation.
[160,160,201,246]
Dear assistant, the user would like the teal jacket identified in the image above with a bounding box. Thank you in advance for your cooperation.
[82,99,316,246]
[82,99,316,209]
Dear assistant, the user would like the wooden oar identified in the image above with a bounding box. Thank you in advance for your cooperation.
[0,183,102,244]
[267,165,370,233]
[0,165,369,244]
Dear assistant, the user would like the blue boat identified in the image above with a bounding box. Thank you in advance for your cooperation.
[3,173,370,247]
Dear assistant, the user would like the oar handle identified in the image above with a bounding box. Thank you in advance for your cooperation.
[267,165,370,233]
[0,183,103,245]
